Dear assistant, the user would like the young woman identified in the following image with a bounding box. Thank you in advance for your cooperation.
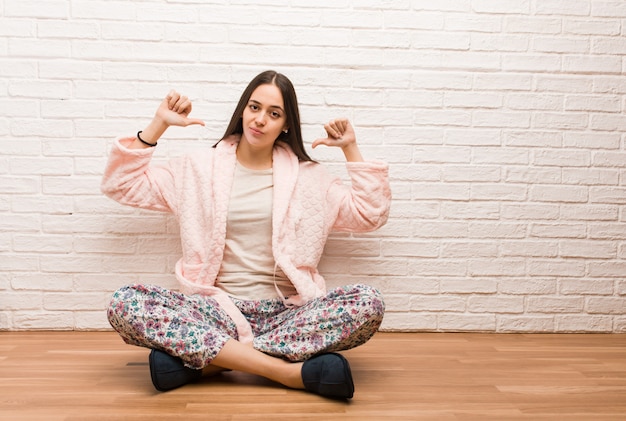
[102,70,391,399]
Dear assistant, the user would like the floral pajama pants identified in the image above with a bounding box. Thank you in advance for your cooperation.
[107,283,385,369]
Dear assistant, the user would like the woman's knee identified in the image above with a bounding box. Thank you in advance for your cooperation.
[107,284,148,325]
[351,283,386,317]
[108,285,132,324]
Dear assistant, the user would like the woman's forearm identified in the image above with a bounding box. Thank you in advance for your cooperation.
[342,143,364,162]
[127,117,170,150]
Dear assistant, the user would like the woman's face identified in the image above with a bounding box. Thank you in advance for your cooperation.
[240,83,288,151]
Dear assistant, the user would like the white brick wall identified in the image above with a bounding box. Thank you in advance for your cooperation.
[1,0,625,332]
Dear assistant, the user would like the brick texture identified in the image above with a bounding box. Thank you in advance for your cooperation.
[1,0,625,332]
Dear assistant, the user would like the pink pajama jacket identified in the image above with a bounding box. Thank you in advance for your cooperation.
[101,135,391,344]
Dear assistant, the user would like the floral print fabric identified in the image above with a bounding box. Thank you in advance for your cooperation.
[108,283,384,368]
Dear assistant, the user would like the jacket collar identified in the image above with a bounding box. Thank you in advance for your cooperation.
[271,141,300,234]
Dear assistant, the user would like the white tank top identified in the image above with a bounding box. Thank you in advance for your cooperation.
[216,162,297,300]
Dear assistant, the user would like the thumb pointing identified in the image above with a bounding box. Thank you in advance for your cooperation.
[312,137,329,148]
[184,118,206,127]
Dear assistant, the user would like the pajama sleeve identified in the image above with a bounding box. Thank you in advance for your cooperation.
[329,160,391,233]
[101,136,182,215]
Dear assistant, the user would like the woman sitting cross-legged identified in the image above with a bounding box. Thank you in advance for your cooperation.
[102,70,391,399]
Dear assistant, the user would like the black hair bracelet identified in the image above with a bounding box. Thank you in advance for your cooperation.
[137,131,157,147]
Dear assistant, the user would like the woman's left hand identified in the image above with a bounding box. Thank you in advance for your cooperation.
[312,118,356,149]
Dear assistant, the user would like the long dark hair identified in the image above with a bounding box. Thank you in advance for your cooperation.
[216,70,314,162]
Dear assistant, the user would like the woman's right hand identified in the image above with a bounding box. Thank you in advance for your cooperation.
[154,90,205,128]
[128,90,205,149]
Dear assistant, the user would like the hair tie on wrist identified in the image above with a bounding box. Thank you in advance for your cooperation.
[137,131,157,147]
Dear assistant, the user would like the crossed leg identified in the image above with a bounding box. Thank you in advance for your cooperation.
[108,283,384,394]
[210,339,304,389]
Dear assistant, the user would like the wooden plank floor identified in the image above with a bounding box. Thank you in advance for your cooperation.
[1,332,625,420]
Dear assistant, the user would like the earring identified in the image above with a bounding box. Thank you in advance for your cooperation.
[283,129,289,134]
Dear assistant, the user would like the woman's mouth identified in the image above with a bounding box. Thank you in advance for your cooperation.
[249,127,264,136]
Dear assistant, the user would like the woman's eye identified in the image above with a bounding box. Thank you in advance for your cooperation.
[249,104,259,111]
[271,111,281,118]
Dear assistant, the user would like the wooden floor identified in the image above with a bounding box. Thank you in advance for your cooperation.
[1,332,625,420]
